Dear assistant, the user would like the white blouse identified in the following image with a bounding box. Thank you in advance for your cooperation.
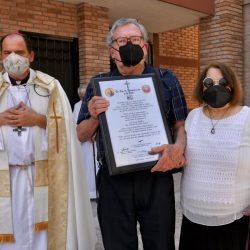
[181,106,250,226]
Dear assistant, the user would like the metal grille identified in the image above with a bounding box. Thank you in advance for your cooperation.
[22,31,79,108]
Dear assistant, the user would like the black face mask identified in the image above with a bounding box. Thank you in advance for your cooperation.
[115,41,144,67]
[203,85,232,108]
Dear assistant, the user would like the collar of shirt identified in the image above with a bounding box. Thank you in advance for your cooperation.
[9,72,30,86]
[111,64,154,76]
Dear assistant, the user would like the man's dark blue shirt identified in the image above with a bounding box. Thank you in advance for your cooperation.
[77,64,187,164]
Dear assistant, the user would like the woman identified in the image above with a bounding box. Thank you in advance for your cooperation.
[179,62,250,250]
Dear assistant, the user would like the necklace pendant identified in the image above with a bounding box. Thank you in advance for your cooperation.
[211,127,215,134]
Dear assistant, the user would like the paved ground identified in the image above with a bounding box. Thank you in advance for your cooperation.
[91,172,182,250]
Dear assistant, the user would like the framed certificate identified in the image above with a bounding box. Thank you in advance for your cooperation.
[92,73,172,175]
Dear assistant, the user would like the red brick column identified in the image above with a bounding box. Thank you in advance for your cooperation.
[77,3,110,85]
[199,0,243,83]
[243,0,250,105]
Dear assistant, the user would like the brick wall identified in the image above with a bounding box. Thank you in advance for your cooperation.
[0,0,78,38]
[0,0,111,87]
[154,25,199,109]
[159,25,199,60]
[243,0,250,105]
[77,3,110,85]
[161,65,199,109]
[199,0,243,85]
[0,0,78,77]
[1,0,246,108]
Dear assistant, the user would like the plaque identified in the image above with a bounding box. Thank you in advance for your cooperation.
[92,73,172,175]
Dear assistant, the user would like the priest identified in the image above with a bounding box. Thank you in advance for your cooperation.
[0,33,96,250]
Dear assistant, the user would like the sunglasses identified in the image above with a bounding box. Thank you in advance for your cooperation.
[203,77,228,88]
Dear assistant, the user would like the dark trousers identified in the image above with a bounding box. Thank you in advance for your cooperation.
[245,220,250,250]
[97,166,176,250]
[179,215,249,250]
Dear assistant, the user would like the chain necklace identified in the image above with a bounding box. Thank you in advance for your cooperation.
[206,105,230,134]
[9,85,31,106]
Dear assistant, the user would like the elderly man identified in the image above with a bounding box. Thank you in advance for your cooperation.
[77,18,187,250]
[0,33,96,250]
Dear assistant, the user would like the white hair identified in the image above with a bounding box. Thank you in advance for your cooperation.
[107,18,149,47]
[77,84,86,96]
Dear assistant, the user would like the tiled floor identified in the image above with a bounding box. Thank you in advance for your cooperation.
[92,172,182,250]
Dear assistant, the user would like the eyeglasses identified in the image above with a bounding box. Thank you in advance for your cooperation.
[112,36,143,46]
[203,77,228,88]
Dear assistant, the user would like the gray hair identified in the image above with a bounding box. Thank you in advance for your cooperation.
[77,84,86,96]
[107,18,149,47]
